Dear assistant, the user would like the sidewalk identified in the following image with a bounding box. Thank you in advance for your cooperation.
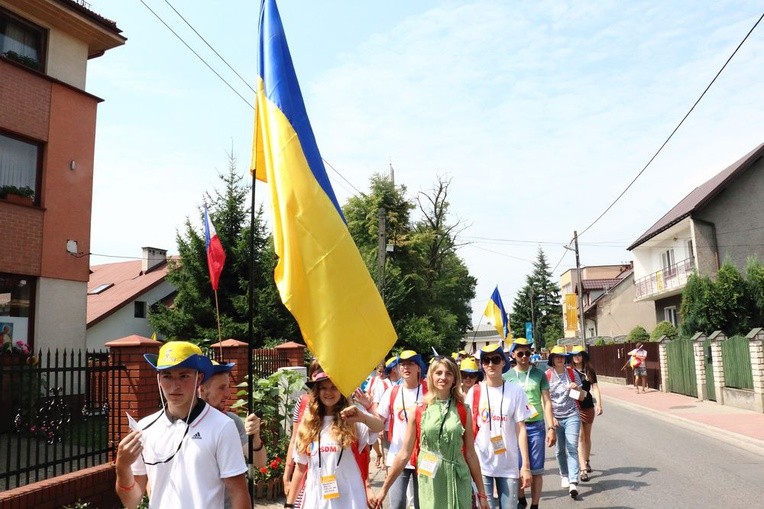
[599,381,764,454]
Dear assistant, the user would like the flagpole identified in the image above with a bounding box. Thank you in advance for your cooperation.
[214,289,223,358]
[470,314,485,355]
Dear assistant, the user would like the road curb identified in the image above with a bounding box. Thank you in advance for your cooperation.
[605,394,764,457]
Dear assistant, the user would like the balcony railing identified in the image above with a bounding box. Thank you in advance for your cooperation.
[635,257,695,300]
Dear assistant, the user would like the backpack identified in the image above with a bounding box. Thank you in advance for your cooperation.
[410,400,468,471]
[545,367,581,408]
[470,383,482,439]
[387,381,428,442]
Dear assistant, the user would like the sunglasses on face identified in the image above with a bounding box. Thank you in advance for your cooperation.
[514,351,531,358]
[461,372,479,379]
[481,355,504,365]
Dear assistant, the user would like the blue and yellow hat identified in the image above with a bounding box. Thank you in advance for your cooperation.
[210,359,236,376]
[547,345,571,366]
[385,356,399,374]
[509,337,531,353]
[459,357,484,381]
[478,343,511,373]
[144,341,213,381]
[398,350,427,378]
[569,345,589,361]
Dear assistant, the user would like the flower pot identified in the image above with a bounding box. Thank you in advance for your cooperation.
[266,478,275,499]
[255,480,268,499]
[3,193,33,206]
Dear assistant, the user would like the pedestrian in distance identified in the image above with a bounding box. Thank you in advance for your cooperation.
[284,368,385,509]
[627,343,648,393]
[366,361,393,469]
[504,338,556,509]
[371,356,490,509]
[467,343,532,508]
[374,350,428,509]
[569,346,603,482]
[114,341,251,509]
[546,345,585,499]
[459,356,483,395]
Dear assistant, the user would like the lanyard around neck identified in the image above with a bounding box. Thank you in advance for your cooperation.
[317,431,344,470]
[486,382,505,431]
[515,367,531,388]
[438,397,452,437]
[401,383,421,423]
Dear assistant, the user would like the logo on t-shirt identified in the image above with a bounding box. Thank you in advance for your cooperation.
[191,431,202,439]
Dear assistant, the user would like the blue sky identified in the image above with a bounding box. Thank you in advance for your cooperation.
[87,1,764,324]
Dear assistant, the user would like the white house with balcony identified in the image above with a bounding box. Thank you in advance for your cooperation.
[628,142,764,327]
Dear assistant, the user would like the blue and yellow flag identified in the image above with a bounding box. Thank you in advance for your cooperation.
[251,0,397,397]
[484,286,509,340]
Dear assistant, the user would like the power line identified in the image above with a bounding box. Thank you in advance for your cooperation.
[137,0,255,109]
[577,12,764,239]
[160,0,256,94]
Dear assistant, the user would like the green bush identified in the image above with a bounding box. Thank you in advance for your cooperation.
[627,325,650,343]
[594,338,606,346]
[651,321,678,341]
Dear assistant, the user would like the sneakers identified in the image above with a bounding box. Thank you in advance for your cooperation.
[561,477,569,488]
[569,483,578,498]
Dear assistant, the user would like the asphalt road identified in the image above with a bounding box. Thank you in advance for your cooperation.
[535,401,764,508]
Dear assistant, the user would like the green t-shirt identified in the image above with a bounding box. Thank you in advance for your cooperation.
[504,366,548,422]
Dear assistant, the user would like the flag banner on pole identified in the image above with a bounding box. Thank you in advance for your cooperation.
[203,205,226,291]
[564,293,578,332]
[484,286,509,339]
[251,0,397,396]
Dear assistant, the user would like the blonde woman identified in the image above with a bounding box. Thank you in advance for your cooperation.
[372,356,490,509]
[285,369,384,509]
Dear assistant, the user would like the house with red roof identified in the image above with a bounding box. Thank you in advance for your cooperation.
[628,142,764,328]
[86,247,176,350]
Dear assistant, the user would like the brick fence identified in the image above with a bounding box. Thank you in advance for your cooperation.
[0,336,305,509]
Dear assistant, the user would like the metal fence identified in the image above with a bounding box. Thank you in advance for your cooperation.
[0,349,125,490]
[665,337,697,397]
[722,335,754,390]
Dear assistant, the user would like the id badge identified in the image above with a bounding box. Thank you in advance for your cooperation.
[490,435,507,455]
[418,450,442,478]
[527,403,539,420]
[320,474,340,500]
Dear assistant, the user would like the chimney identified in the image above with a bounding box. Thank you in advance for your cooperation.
[141,247,167,273]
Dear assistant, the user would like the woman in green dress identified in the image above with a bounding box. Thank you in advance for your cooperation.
[371,356,490,509]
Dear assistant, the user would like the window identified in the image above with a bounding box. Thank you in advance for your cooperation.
[134,301,147,318]
[0,7,45,71]
[661,249,676,277]
[87,283,113,295]
[0,273,34,349]
[0,133,40,201]
[686,240,694,262]
[665,306,678,327]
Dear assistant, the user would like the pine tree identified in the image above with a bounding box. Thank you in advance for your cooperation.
[510,248,563,348]
[149,153,299,347]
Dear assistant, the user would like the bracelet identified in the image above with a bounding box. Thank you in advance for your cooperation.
[253,441,264,452]
[284,504,295,508]
[547,427,555,431]
[117,480,135,492]
[476,492,488,500]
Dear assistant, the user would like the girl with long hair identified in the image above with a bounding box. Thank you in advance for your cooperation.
[569,346,603,481]
[285,369,384,509]
[372,356,490,509]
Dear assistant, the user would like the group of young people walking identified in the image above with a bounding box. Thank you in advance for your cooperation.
[280,340,603,509]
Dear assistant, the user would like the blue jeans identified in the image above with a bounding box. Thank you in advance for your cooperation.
[389,468,419,509]
[482,476,518,509]
[555,414,581,483]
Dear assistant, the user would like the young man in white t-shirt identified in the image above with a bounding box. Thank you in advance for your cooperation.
[375,350,427,509]
[114,341,250,509]
[467,343,532,509]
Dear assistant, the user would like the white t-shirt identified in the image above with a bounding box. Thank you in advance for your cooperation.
[294,416,371,509]
[466,381,531,478]
[370,377,392,405]
[376,383,425,468]
[132,402,247,508]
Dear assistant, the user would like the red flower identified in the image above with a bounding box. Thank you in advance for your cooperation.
[259,467,269,475]
[270,459,280,469]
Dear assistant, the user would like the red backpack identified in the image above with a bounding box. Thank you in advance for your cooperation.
[387,381,428,442]
[410,400,468,471]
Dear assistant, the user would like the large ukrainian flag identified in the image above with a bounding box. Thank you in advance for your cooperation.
[251,0,396,397]
[484,286,509,340]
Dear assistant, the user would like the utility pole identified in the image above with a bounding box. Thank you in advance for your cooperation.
[528,286,536,346]
[573,230,586,349]
[377,208,386,300]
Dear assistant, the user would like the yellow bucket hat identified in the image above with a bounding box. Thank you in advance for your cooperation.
[547,345,571,366]
[144,341,213,380]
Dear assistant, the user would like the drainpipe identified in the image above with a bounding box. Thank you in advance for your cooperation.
[692,216,719,270]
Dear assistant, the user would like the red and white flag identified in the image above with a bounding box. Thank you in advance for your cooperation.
[203,205,226,291]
